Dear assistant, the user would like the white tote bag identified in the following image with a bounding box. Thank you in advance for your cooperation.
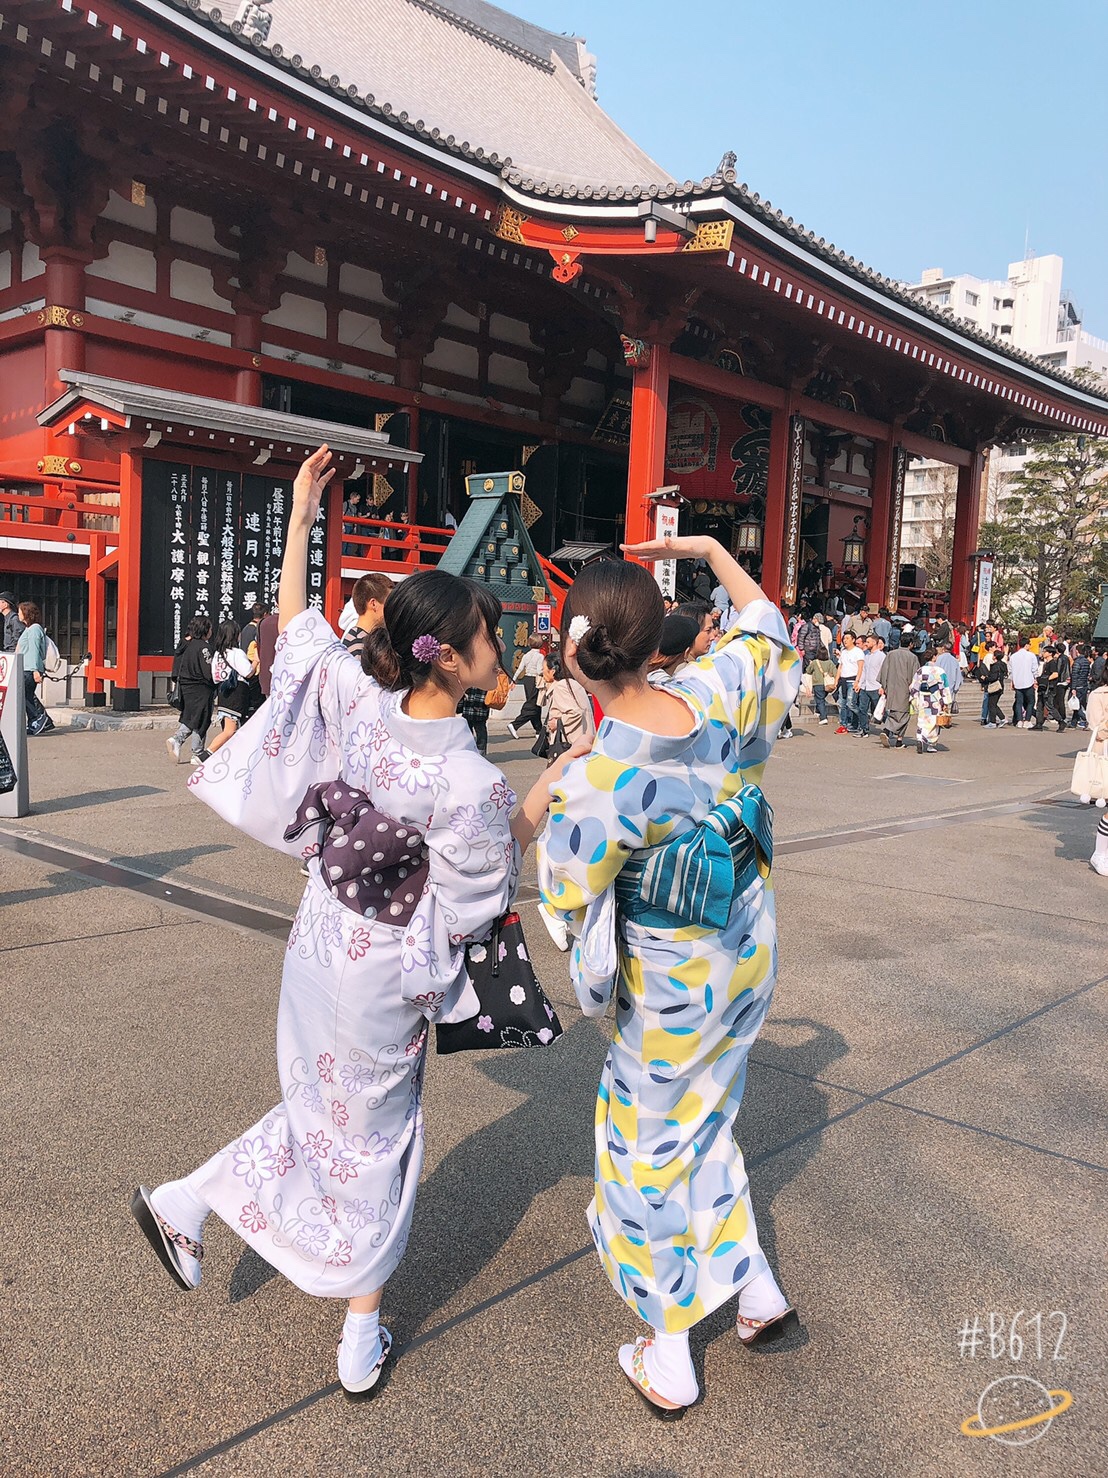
[1070,735,1108,801]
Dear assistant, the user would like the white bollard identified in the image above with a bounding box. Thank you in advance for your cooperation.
[0,651,30,817]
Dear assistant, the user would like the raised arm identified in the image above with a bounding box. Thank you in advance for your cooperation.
[621,534,765,614]
[278,446,336,633]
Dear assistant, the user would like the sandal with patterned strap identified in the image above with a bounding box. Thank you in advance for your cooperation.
[617,1338,689,1421]
[339,1327,393,1402]
[736,1306,797,1347]
[130,1186,203,1291]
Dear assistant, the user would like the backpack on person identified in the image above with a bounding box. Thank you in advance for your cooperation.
[43,633,64,677]
[211,650,239,697]
[797,621,821,662]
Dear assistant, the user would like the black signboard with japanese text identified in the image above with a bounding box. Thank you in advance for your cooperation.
[139,459,326,656]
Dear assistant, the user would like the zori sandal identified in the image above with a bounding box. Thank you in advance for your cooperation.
[130,1185,203,1291]
[618,1338,689,1421]
[736,1306,797,1347]
[339,1327,393,1402]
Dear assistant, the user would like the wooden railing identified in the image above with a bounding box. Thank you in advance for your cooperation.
[338,515,452,572]
[0,486,120,536]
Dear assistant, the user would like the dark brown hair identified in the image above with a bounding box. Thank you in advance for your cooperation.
[562,559,663,686]
[362,569,501,691]
[18,601,42,627]
[351,572,392,615]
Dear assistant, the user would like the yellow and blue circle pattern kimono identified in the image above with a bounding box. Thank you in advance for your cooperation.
[538,600,799,1333]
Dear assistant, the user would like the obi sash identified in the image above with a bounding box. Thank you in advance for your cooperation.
[614,783,772,930]
[284,780,429,926]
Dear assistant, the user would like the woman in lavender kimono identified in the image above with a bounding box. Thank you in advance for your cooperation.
[131,448,569,1398]
[538,537,800,1417]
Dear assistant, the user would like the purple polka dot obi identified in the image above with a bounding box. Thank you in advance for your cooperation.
[285,780,429,926]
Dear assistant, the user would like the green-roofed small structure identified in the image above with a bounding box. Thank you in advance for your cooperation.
[438,470,552,671]
[1093,583,1108,643]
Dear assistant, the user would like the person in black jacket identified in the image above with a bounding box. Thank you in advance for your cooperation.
[166,616,215,764]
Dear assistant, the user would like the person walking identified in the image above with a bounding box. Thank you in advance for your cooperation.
[982,646,1008,728]
[539,533,799,1417]
[855,634,884,737]
[166,616,216,764]
[1068,642,1091,730]
[15,602,54,735]
[1,590,24,653]
[909,650,952,753]
[934,641,962,713]
[834,630,864,734]
[1032,645,1064,731]
[539,650,593,759]
[877,636,919,749]
[458,686,491,755]
[205,620,256,758]
[134,447,578,1399]
[806,642,837,726]
[507,633,547,739]
[1008,635,1040,728]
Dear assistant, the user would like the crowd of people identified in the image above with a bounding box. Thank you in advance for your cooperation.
[660,588,1108,759]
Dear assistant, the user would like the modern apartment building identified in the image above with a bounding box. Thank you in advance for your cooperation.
[900,254,1107,563]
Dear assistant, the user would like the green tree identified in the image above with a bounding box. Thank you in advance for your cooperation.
[978,432,1108,632]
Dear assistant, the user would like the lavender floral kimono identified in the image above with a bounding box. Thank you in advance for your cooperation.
[188,609,519,1297]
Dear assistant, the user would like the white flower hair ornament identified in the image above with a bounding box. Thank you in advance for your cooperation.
[568,615,591,644]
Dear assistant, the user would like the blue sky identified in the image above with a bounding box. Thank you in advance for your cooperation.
[510,0,1108,329]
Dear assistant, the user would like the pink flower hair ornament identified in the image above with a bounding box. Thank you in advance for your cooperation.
[411,634,443,663]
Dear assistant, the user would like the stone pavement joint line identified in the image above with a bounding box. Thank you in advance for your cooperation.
[0,828,294,940]
[154,966,1108,1478]
[0,790,1073,946]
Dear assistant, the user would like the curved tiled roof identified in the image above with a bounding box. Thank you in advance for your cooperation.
[181,0,669,186]
[158,2,1105,409]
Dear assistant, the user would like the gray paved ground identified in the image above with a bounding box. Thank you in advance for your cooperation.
[1,702,1105,1477]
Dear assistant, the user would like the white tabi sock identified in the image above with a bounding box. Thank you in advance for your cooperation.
[1093,815,1108,863]
[637,1329,699,1407]
[150,1176,210,1288]
[737,1265,791,1323]
[338,1309,383,1387]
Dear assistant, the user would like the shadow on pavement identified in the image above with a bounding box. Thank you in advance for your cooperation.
[31,784,165,814]
[224,1014,848,1353]
[1018,798,1102,863]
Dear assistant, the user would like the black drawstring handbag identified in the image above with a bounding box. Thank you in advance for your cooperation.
[531,718,570,764]
[436,912,565,1054]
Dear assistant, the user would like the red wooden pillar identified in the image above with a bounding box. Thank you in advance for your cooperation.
[762,406,804,608]
[624,344,670,549]
[41,249,88,397]
[232,313,263,405]
[949,449,986,624]
[323,477,345,630]
[406,406,420,523]
[84,531,107,706]
[866,438,895,609]
[113,445,143,711]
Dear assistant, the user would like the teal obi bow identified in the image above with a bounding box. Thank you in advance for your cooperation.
[615,784,773,930]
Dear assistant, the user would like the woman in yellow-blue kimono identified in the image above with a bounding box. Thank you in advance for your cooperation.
[538,538,800,1417]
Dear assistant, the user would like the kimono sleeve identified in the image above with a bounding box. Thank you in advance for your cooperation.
[405,762,521,1023]
[682,598,801,780]
[188,607,372,855]
[537,753,641,1017]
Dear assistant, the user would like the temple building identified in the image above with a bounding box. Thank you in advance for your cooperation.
[2,0,1107,707]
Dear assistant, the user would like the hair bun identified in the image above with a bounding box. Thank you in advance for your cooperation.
[575,621,625,683]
